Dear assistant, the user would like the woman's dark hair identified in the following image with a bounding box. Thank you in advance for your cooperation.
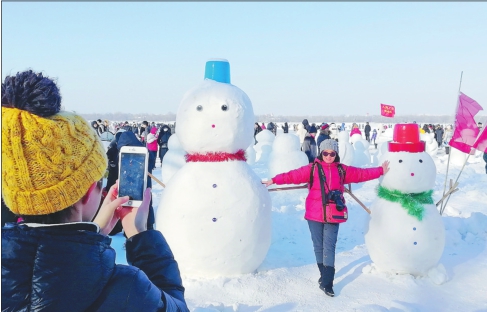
[1,70,61,117]
[20,206,74,224]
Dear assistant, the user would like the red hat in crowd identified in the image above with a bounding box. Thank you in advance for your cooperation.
[321,124,329,130]
[388,124,425,153]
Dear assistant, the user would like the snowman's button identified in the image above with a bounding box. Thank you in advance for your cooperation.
[212,124,215,128]
[221,104,228,111]
[419,159,423,163]
[414,242,417,245]
[212,218,217,222]
[213,184,217,188]
[413,227,416,231]
[197,105,203,111]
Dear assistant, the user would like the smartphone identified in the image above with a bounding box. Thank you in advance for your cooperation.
[118,146,149,207]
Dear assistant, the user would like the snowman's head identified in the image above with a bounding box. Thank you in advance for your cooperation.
[380,151,436,193]
[176,79,254,153]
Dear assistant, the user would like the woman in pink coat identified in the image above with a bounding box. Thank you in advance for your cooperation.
[263,139,389,297]
[349,123,362,136]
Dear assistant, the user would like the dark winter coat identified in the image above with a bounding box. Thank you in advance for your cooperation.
[106,131,126,190]
[302,135,318,163]
[254,123,263,137]
[1,223,188,312]
[121,124,134,133]
[282,122,289,133]
[302,119,311,132]
[157,125,172,147]
[364,124,371,134]
[435,128,444,143]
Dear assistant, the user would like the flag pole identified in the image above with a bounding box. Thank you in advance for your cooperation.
[440,71,463,214]
[440,150,471,215]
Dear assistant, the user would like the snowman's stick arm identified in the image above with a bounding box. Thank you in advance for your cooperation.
[267,184,372,215]
[148,172,166,188]
[436,181,459,207]
[343,186,371,214]
[440,151,471,215]
[268,185,308,192]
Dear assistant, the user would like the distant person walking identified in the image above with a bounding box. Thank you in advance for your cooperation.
[302,126,318,163]
[364,122,371,142]
[371,129,378,149]
[157,124,172,163]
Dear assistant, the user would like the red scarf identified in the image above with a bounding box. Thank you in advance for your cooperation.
[185,149,247,162]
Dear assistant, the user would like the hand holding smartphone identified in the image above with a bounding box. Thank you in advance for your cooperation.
[118,146,149,207]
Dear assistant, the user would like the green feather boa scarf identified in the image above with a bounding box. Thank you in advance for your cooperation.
[376,185,434,221]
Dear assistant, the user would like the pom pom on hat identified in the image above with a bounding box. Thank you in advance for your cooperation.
[320,139,339,153]
[1,70,107,215]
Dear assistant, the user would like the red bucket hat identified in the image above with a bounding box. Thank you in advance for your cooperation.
[388,124,426,153]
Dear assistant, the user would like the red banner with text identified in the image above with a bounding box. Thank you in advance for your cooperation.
[380,104,395,117]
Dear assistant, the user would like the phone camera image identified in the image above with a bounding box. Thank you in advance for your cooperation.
[119,153,146,201]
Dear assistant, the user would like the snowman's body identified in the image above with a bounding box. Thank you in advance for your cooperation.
[366,198,445,275]
[254,130,275,163]
[338,131,354,166]
[156,68,271,278]
[267,133,308,184]
[421,133,438,157]
[160,134,186,184]
[365,127,445,276]
[159,161,270,277]
[352,140,370,168]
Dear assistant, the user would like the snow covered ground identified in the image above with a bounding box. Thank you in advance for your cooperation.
[111,141,487,312]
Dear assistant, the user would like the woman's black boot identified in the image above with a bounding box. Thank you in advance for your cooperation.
[317,263,324,284]
[319,265,335,297]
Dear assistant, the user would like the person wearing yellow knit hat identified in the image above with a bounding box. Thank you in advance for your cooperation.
[1,70,188,311]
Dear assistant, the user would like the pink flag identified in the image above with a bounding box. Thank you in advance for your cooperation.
[449,93,483,153]
[473,126,487,153]
[380,104,395,117]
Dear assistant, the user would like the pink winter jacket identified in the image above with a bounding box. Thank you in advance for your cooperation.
[350,128,362,136]
[273,160,383,223]
[146,127,158,152]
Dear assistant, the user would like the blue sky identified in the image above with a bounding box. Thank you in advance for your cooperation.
[2,2,487,116]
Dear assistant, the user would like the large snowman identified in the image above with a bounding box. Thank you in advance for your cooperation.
[156,59,272,278]
[365,124,445,277]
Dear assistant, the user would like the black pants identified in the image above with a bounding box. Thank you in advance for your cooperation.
[159,146,169,163]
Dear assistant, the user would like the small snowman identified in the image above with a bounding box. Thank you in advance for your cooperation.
[254,129,275,163]
[352,140,371,168]
[245,143,257,166]
[449,146,468,166]
[156,59,272,278]
[365,124,446,278]
[160,134,187,184]
[267,133,309,184]
[338,130,354,166]
[421,132,438,157]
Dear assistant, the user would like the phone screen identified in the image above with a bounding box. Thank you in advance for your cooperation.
[119,153,147,201]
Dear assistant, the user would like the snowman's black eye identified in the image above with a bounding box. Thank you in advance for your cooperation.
[419,159,423,163]
[221,105,228,111]
[196,105,203,111]
[399,160,403,163]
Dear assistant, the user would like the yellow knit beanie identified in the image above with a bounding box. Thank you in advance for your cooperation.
[1,71,107,215]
